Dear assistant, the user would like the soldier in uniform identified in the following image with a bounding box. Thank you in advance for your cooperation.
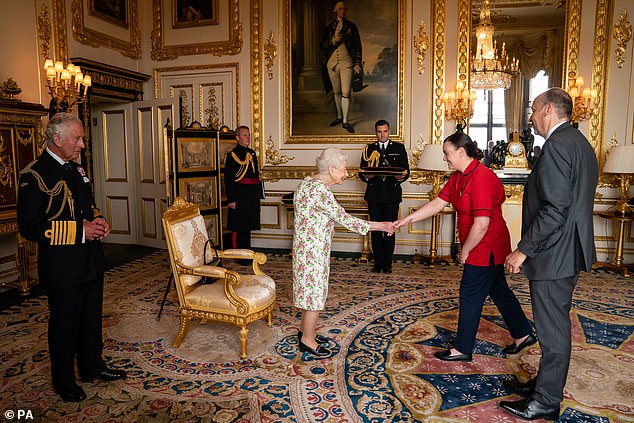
[17,113,126,402]
[224,125,261,255]
[359,120,410,273]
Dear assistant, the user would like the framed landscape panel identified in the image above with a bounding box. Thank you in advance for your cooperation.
[177,137,215,172]
[178,176,217,210]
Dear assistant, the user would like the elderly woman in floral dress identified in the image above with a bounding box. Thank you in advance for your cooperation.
[293,148,394,357]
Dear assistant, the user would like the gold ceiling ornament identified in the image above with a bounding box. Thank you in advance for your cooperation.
[613,10,632,70]
[413,21,429,75]
[470,0,520,90]
[265,135,294,166]
[264,31,277,80]
[37,1,52,62]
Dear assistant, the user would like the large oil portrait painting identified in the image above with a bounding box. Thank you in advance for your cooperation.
[286,0,403,142]
[89,0,128,28]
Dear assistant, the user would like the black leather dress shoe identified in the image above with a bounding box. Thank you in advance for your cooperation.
[499,397,560,421]
[502,378,536,397]
[503,333,537,354]
[81,368,127,382]
[329,118,343,127]
[342,122,355,133]
[298,331,329,345]
[299,340,330,357]
[54,385,87,402]
[371,266,382,273]
[434,349,472,362]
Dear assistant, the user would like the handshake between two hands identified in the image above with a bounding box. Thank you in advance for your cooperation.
[376,218,412,236]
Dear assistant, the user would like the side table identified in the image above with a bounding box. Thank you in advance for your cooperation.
[596,211,633,277]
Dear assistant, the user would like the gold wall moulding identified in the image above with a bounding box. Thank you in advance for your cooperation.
[264,31,277,80]
[264,136,293,166]
[52,0,69,63]
[151,0,242,60]
[413,21,429,75]
[71,0,141,59]
[613,9,632,70]
[37,1,51,62]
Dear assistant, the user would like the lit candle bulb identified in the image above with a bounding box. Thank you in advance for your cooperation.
[83,75,91,96]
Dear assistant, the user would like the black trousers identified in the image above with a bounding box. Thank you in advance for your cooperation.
[454,254,533,354]
[231,231,252,250]
[46,277,106,389]
[367,201,399,269]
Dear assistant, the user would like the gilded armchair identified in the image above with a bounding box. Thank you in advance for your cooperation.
[161,197,276,358]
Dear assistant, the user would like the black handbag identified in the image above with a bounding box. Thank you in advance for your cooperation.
[201,239,222,284]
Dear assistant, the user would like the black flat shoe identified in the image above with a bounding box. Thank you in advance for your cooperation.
[81,368,127,382]
[434,349,472,362]
[298,340,330,357]
[342,122,355,133]
[298,331,329,345]
[383,267,392,274]
[54,385,87,402]
[502,378,536,397]
[500,397,560,421]
[329,118,343,127]
[503,333,537,354]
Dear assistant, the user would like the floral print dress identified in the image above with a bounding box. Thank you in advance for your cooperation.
[293,176,371,311]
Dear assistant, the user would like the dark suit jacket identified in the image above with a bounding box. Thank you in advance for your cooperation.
[359,140,410,203]
[518,122,598,280]
[17,150,105,291]
[320,18,362,93]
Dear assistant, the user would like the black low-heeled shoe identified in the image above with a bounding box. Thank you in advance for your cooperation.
[502,333,537,354]
[298,331,329,345]
[434,349,472,362]
[298,340,330,357]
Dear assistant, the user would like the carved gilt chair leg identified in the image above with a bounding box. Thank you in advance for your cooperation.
[239,326,249,359]
[172,315,191,347]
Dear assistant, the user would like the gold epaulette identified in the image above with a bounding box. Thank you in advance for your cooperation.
[44,221,77,245]
[93,207,104,219]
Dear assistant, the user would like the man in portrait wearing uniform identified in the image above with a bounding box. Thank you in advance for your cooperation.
[321,1,362,134]
[359,119,410,273]
[224,125,261,257]
[17,113,126,403]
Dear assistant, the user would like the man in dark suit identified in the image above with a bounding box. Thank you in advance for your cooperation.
[359,119,410,273]
[501,88,598,420]
[18,113,126,402]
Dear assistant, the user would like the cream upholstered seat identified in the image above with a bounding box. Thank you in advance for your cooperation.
[162,197,276,358]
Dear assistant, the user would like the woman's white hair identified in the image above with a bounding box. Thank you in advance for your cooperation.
[316,148,347,174]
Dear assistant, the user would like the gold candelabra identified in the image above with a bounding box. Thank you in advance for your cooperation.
[44,59,91,112]
[443,80,476,130]
[566,76,597,125]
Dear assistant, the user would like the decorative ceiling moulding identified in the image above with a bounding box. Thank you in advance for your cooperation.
[151,0,242,61]
[71,0,141,59]
[71,58,149,102]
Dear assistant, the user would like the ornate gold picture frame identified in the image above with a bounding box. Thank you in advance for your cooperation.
[172,0,219,28]
[72,0,141,59]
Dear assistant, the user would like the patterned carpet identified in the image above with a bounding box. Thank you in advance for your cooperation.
[1,251,632,422]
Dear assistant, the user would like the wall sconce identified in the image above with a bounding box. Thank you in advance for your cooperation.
[566,76,597,126]
[443,80,476,131]
[44,59,91,113]
[603,144,634,215]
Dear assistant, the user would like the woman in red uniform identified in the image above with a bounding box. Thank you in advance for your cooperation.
[395,132,535,361]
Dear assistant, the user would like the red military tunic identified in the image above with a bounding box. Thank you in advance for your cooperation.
[438,159,511,266]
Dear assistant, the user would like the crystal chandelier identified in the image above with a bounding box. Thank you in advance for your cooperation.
[470,0,520,90]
